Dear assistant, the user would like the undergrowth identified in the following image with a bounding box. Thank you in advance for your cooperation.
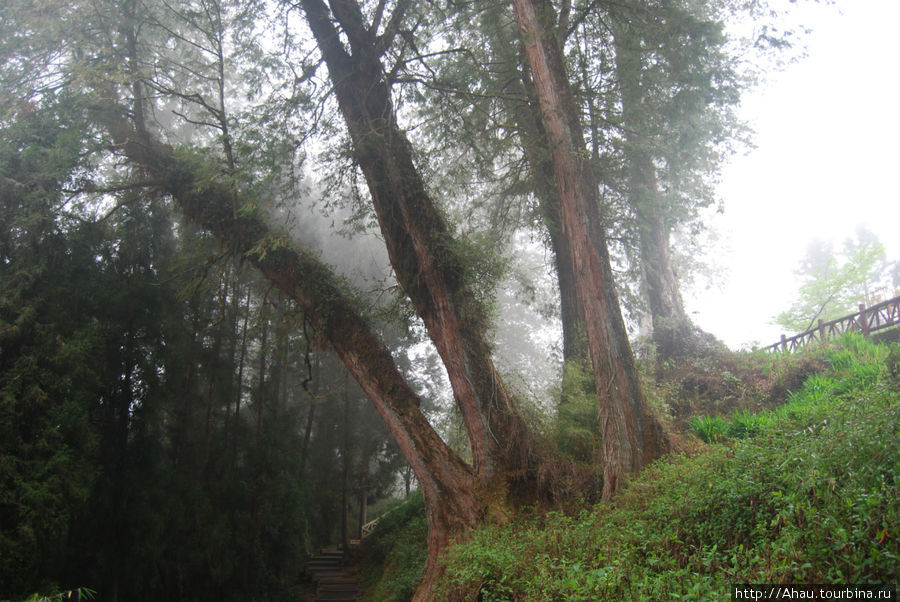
[437,335,900,600]
[691,335,888,443]
[358,493,427,601]
[648,340,831,429]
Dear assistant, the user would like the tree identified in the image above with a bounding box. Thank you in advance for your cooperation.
[607,2,726,357]
[775,227,898,333]
[0,95,100,597]
[511,0,668,498]
[545,0,758,361]
[2,0,647,595]
[0,0,801,597]
[0,89,340,602]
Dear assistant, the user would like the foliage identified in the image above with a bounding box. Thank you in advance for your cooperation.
[358,493,428,602]
[0,99,378,601]
[646,339,836,431]
[775,229,898,333]
[554,360,601,462]
[438,336,900,599]
[0,96,101,596]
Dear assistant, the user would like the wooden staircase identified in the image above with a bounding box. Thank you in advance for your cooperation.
[305,548,361,601]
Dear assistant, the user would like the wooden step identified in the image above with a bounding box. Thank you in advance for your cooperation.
[308,569,345,580]
[308,560,343,568]
[315,583,360,601]
[318,582,360,591]
[307,558,344,568]
[308,547,359,601]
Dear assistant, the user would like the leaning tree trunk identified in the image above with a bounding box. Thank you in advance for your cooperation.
[299,0,535,489]
[511,0,668,498]
[96,10,487,597]
[97,103,480,598]
[612,21,693,359]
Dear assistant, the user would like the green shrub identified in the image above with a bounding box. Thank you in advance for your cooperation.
[555,360,600,461]
[690,414,729,443]
[437,340,900,600]
[359,493,427,601]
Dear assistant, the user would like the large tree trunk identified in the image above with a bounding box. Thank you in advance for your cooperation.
[511,0,668,498]
[96,8,484,596]
[299,0,535,487]
[515,69,587,367]
[612,22,693,359]
[98,107,479,598]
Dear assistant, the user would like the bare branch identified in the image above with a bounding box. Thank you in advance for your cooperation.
[171,110,223,130]
[62,179,165,195]
[370,0,389,35]
[565,0,603,40]
[374,0,411,56]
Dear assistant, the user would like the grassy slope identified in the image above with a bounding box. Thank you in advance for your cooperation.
[436,336,900,600]
[357,492,428,601]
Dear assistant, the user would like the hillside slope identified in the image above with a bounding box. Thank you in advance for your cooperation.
[437,336,900,599]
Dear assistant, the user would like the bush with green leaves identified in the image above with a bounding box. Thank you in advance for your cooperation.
[358,493,428,601]
[438,335,900,600]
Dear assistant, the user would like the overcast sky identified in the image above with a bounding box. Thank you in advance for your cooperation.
[685,0,900,349]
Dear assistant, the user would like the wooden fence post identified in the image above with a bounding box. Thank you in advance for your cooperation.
[859,303,869,336]
[818,319,825,342]
[781,334,787,353]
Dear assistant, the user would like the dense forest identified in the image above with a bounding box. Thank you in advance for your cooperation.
[4,0,895,600]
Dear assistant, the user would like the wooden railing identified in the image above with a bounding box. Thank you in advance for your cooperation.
[766,295,900,353]
[360,517,379,539]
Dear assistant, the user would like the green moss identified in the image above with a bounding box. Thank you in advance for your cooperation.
[555,359,600,461]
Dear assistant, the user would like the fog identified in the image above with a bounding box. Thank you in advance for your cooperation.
[687,0,900,349]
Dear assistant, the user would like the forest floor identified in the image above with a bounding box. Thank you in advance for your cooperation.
[360,334,900,600]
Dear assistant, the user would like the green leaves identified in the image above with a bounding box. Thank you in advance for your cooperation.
[775,229,898,333]
[359,493,428,601]
[0,96,102,597]
[439,337,900,599]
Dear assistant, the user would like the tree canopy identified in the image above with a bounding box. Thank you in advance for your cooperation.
[775,227,899,333]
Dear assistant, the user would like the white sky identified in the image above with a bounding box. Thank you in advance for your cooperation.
[685,0,900,350]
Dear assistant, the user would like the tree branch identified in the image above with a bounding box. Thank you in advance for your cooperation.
[374,0,411,56]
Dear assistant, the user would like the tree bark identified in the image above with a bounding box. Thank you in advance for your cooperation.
[299,0,535,486]
[358,470,368,541]
[233,282,251,421]
[97,108,480,598]
[510,0,667,498]
[341,374,352,553]
[203,276,226,473]
[255,308,269,445]
[298,354,319,480]
[612,21,693,359]
[516,59,587,367]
